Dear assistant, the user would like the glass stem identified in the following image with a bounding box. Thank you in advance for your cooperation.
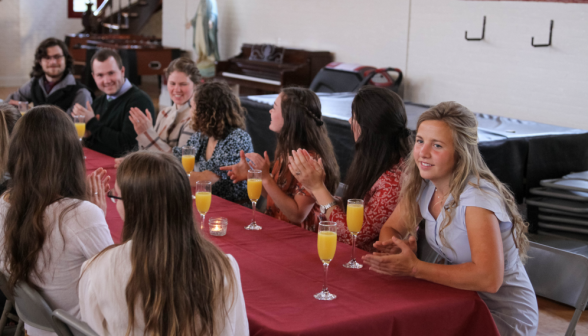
[200,213,205,229]
[322,262,329,293]
[251,200,257,223]
[351,233,357,262]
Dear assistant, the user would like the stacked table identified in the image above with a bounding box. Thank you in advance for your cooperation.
[84,148,499,336]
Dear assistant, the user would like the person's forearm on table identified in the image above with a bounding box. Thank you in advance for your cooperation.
[413,261,503,293]
[262,175,310,223]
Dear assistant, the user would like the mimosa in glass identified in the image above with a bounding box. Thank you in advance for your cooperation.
[315,221,337,300]
[245,169,262,230]
[182,146,196,175]
[343,199,364,269]
[73,114,85,142]
[196,181,212,229]
[18,101,28,116]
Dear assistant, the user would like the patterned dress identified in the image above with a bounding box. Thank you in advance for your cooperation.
[329,164,403,252]
[266,154,322,232]
[173,128,253,204]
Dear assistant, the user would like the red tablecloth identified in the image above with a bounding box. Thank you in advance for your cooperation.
[84,148,499,336]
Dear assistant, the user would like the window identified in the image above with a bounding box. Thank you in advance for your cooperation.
[68,0,105,19]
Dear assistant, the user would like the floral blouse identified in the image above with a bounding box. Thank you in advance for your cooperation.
[173,128,253,204]
[266,153,322,232]
[329,163,403,252]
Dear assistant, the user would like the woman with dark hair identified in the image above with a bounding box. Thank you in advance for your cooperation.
[172,81,254,204]
[289,87,411,250]
[79,151,248,336]
[222,87,339,232]
[0,103,20,194]
[0,106,113,336]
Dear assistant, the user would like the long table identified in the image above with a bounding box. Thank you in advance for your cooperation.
[84,148,499,336]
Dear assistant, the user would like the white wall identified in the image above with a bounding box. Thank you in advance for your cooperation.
[164,0,588,129]
[0,0,83,87]
[163,0,411,70]
[406,0,588,129]
[0,0,24,86]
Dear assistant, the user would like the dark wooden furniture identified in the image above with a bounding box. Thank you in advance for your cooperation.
[216,44,333,95]
[65,34,182,88]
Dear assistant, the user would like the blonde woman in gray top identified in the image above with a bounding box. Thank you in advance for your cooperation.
[115,58,200,168]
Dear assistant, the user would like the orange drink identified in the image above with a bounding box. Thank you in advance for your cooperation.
[195,192,211,214]
[247,178,262,201]
[346,203,364,234]
[182,155,195,174]
[75,123,86,138]
[318,231,337,263]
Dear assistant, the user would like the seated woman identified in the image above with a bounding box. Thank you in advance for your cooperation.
[130,57,199,152]
[171,81,253,204]
[0,103,20,194]
[221,87,339,232]
[79,151,248,335]
[288,87,411,251]
[363,102,538,335]
[0,106,113,336]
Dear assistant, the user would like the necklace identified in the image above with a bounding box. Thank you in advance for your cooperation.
[434,188,449,207]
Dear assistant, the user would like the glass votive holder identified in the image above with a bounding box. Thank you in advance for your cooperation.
[209,217,228,236]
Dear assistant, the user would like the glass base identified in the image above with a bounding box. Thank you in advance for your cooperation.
[343,259,363,269]
[314,290,336,301]
[245,222,262,230]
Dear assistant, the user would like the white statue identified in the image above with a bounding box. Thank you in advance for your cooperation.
[186,0,219,78]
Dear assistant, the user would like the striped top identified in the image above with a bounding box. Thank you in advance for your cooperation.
[136,102,194,152]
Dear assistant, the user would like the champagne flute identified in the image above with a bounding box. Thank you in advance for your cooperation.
[315,221,337,300]
[195,181,212,229]
[343,199,364,269]
[18,101,29,116]
[245,169,262,230]
[182,146,196,175]
[73,114,86,142]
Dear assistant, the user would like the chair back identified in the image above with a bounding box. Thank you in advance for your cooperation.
[13,281,54,332]
[52,309,99,336]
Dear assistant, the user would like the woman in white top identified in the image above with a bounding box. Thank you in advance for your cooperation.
[79,151,248,336]
[114,57,199,168]
[0,106,114,336]
[363,102,538,335]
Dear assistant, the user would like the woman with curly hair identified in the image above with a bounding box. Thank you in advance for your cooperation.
[173,81,253,204]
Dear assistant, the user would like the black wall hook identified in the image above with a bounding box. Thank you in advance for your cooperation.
[465,16,486,41]
[531,20,554,47]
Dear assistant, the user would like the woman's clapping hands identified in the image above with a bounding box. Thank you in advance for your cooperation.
[288,149,325,193]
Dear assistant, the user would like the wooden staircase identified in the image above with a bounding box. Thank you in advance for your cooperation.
[85,0,162,35]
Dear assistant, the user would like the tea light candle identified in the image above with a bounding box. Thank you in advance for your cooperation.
[209,217,228,236]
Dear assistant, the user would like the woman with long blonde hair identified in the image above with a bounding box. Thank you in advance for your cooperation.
[363,102,538,335]
[79,151,248,336]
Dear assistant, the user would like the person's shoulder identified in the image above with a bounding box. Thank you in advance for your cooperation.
[227,128,251,141]
[61,199,107,230]
[83,242,131,274]
[460,177,500,201]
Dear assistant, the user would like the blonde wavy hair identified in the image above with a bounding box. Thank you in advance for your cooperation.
[400,101,529,262]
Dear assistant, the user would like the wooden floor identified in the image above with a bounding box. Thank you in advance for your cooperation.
[2,82,588,335]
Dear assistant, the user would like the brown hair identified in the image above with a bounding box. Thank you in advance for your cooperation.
[91,48,123,70]
[30,38,74,78]
[343,86,412,206]
[110,151,235,336]
[400,101,529,261]
[0,104,20,180]
[190,81,245,140]
[277,87,339,194]
[3,106,87,291]
[165,57,201,87]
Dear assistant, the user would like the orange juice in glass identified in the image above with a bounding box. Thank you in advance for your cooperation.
[245,170,262,230]
[343,199,364,269]
[182,146,196,174]
[196,181,212,229]
[73,115,85,141]
[315,221,337,300]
